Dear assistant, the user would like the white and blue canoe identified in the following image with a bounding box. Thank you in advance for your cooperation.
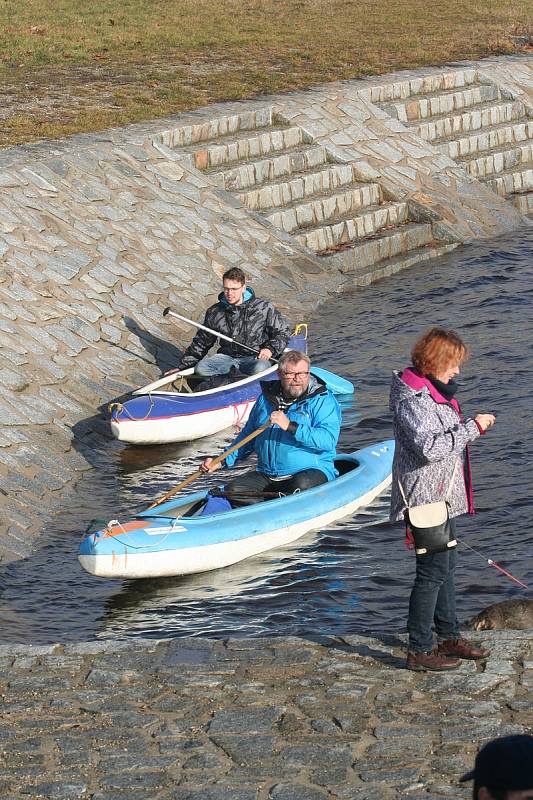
[78,440,394,580]
[110,364,354,446]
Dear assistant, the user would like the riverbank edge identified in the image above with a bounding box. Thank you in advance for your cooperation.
[0,629,531,798]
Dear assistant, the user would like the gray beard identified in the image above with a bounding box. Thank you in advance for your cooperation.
[279,385,306,403]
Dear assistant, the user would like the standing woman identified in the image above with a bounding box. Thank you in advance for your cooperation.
[390,328,496,671]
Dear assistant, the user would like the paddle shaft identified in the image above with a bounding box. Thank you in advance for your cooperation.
[145,420,271,510]
[213,490,290,499]
[163,307,278,362]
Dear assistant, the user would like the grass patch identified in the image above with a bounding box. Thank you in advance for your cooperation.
[0,0,531,145]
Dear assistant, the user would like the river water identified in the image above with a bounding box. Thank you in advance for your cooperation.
[1,226,532,644]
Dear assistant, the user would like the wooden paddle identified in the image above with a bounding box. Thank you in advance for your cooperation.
[145,420,271,511]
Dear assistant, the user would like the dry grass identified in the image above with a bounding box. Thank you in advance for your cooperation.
[0,0,531,146]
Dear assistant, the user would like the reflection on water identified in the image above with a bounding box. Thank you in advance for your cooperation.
[100,498,393,640]
[0,226,532,644]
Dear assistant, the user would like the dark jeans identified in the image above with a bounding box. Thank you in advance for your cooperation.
[194,354,271,377]
[407,519,460,653]
[222,468,328,506]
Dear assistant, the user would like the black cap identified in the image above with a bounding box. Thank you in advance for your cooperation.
[460,735,533,789]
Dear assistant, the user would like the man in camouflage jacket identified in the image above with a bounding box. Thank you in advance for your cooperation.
[178,268,290,377]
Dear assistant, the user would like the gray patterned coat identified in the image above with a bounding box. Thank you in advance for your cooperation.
[389,370,480,522]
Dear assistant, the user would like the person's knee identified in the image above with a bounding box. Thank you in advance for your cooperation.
[194,362,211,377]
[195,355,231,377]
[291,469,328,491]
[247,359,271,375]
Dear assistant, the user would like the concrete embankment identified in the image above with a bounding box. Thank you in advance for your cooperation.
[0,631,531,799]
[0,54,532,561]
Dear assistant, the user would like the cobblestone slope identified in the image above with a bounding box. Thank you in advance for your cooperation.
[0,631,531,799]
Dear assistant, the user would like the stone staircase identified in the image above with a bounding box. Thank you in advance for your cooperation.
[380,72,533,216]
[174,109,455,280]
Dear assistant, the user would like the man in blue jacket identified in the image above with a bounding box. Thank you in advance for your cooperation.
[201,350,341,502]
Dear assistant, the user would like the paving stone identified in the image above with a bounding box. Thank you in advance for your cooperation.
[280,743,353,768]
[208,706,284,734]
[173,788,258,800]
[210,734,277,765]
[91,793,158,800]
[20,782,88,798]
[99,772,168,790]
[270,784,330,799]
[359,766,422,782]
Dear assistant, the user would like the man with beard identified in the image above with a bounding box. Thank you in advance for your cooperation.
[200,350,341,503]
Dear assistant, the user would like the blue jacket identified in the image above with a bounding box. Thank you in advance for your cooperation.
[224,376,341,480]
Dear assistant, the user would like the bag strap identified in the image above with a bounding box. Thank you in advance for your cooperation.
[398,458,460,508]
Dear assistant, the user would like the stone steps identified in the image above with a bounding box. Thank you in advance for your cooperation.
[512,191,533,214]
[367,68,479,105]
[339,242,460,286]
[436,119,533,160]
[296,201,409,252]
[211,145,330,191]
[485,166,533,196]
[187,126,309,170]
[382,82,500,123]
[383,69,533,216]
[237,164,366,211]
[163,107,274,148]
[322,222,435,273]
[458,141,533,179]
[184,113,450,274]
[265,185,384,234]
[412,100,527,142]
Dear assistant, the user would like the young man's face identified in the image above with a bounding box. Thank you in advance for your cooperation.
[222,280,245,306]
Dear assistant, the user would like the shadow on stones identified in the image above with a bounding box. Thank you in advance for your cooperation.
[68,316,184,471]
[307,633,407,669]
[123,315,183,371]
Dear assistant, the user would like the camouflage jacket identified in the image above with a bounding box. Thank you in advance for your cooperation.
[179,287,290,368]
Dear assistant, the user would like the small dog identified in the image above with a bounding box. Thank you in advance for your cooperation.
[466,599,533,631]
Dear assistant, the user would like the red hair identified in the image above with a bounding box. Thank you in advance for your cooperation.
[411,328,468,377]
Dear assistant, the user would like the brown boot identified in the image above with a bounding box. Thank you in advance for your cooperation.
[406,650,462,671]
[438,638,490,660]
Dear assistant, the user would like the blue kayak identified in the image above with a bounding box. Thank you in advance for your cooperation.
[78,440,394,579]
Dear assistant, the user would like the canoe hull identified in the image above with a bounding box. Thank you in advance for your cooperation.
[110,365,354,446]
[110,399,256,445]
[110,364,277,445]
[79,441,394,579]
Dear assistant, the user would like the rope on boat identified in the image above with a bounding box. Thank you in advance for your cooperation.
[97,517,185,551]
[108,395,156,422]
[232,401,251,433]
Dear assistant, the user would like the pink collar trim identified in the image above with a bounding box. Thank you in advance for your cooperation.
[401,367,457,408]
